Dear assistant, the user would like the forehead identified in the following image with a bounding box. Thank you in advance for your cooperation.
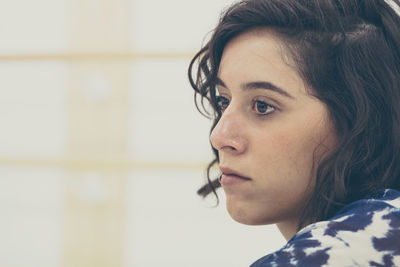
[217,28,307,98]
[219,28,288,70]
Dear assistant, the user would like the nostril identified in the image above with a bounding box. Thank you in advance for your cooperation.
[221,145,237,152]
[218,137,247,155]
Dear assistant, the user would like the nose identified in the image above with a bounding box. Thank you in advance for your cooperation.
[210,107,248,155]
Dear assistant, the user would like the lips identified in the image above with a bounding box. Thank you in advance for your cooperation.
[219,166,251,180]
[219,166,251,186]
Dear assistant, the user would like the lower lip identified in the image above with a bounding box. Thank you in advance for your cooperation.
[220,174,251,187]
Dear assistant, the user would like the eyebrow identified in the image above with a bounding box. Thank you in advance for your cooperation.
[215,77,294,99]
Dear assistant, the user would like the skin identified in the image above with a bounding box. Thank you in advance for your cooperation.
[210,28,337,241]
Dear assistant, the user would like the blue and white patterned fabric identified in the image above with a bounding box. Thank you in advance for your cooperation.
[251,189,400,267]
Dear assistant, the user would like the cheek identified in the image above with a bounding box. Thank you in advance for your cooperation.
[255,125,323,182]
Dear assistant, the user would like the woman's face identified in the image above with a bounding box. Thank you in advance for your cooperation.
[210,28,336,237]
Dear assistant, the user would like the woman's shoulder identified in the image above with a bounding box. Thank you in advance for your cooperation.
[251,189,400,267]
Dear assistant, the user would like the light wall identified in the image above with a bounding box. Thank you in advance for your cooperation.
[0,1,285,266]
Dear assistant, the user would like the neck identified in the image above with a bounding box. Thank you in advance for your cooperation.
[276,220,300,241]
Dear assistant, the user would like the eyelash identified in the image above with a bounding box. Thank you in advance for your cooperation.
[215,95,276,116]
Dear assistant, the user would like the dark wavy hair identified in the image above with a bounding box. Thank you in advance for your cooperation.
[188,0,400,229]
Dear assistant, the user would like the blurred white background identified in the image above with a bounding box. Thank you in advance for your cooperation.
[0,0,285,266]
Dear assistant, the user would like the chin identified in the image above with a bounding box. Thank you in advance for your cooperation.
[226,202,274,226]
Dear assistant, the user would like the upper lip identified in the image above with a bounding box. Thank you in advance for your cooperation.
[219,166,252,180]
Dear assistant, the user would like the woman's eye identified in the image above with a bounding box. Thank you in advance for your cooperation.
[216,96,230,111]
[254,100,275,115]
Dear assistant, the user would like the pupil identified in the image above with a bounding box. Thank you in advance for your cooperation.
[257,101,267,113]
[217,97,228,109]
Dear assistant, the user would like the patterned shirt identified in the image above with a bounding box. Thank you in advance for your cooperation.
[251,189,400,267]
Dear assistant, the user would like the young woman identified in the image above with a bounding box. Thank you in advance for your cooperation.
[188,0,400,266]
